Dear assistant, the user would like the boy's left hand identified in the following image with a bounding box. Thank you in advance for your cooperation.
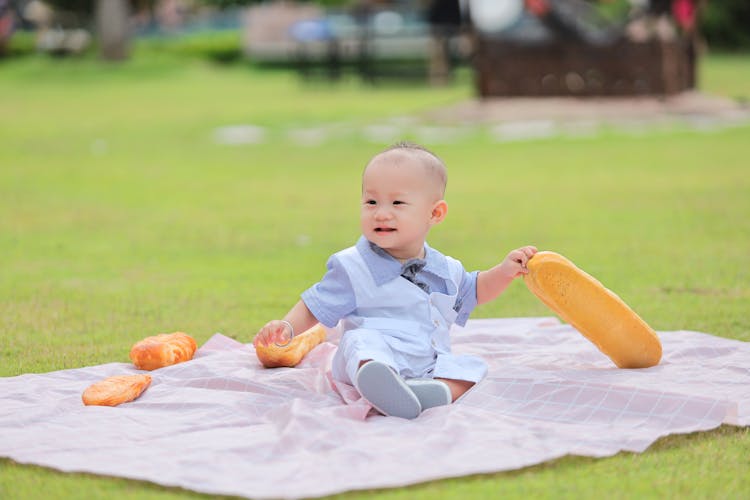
[500,246,538,279]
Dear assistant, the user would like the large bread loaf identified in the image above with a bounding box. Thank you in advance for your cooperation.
[524,251,661,368]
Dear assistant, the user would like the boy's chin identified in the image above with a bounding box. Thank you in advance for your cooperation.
[367,234,395,249]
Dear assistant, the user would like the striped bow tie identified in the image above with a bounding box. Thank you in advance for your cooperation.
[401,259,430,293]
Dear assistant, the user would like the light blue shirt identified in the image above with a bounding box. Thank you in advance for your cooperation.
[302,236,478,329]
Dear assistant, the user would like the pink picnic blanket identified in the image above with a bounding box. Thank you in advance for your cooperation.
[1,317,748,499]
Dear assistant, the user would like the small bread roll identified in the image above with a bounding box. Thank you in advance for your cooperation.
[82,374,152,406]
[524,251,662,368]
[129,332,197,371]
[255,323,326,368]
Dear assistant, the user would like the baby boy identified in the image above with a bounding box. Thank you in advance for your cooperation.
[254,142,536,419]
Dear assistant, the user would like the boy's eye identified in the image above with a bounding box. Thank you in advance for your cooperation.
[393,200,404,205]
[365,200,377,205]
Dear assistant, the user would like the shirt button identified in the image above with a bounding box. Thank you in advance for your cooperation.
[433,320,440,327]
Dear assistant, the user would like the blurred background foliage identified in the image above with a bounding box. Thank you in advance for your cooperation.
[45,0,352,10]
[4,0,750,61]
[699,0,750,49]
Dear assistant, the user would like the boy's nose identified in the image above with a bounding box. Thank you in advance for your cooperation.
[374,207,392,220]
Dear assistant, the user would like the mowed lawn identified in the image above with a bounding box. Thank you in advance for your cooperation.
[1,51,749,499]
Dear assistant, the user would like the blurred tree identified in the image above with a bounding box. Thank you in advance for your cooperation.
[197,0,261,6]
[0,1,13,56]
[700,0,750,49]
[46,0,134,60]
[196,0,350,8]
[96,0,130,60]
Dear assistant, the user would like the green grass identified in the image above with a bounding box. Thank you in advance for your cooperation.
[1,51,749,499]
[699,51,750,100]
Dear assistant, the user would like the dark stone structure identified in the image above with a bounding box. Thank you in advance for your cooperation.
[474,37,695,97]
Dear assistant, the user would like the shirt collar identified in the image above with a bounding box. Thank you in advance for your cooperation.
[355,235,451,286]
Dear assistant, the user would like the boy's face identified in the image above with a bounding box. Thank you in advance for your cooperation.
[360,154,446,261]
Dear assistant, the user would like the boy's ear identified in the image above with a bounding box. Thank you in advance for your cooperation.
[431,200,448,224]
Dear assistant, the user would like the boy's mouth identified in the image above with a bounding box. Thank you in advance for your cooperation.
[374,227,396,233]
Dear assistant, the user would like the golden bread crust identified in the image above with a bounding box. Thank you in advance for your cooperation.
[82,374,152,406]
[524,251,662,368]
[129,332,197,371]
[255,323,326,368]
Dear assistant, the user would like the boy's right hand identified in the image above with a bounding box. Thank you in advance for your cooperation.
[253,320,293,348]
[493,245,538,281]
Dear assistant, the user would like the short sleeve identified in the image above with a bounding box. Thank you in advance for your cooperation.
[301,254,357,328]
[454,270,479,326]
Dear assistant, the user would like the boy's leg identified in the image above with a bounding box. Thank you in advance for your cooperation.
[404,377,473,410]
[435,378,475,402]
[332,328,397,385]
[431,353,487,402]
[355,360,421,419]
[405,378,452,410]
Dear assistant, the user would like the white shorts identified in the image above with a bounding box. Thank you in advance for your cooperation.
[332,328,487,386]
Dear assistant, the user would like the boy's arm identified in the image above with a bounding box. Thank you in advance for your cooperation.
[254,300,319,347]
[254,252,356,347]
[283,299,320,335]
[476,246,537,305]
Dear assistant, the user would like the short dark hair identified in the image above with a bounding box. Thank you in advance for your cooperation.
[370,141,448,197]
